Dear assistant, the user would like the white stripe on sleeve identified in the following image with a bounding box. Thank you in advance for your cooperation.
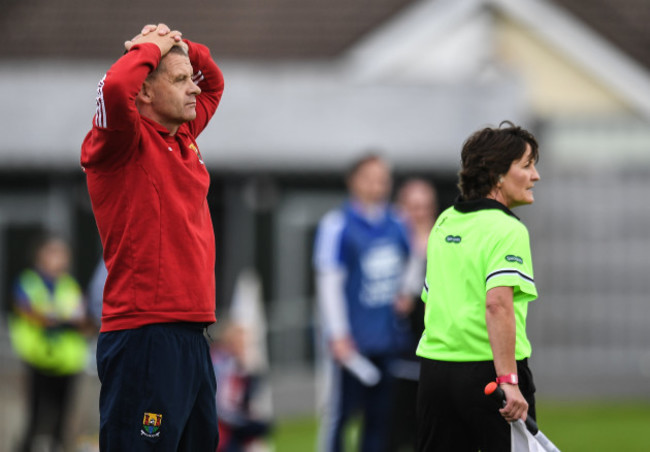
[192,70,205,84]
[486,268,534,285]
[94,75,107,129]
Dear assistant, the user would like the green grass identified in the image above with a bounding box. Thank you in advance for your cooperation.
[272,416,318,451]
[536,400,650,452]
[271,400,650,451]
[272,415,361,451]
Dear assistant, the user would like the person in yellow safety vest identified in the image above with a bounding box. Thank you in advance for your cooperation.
[8,234,89,452]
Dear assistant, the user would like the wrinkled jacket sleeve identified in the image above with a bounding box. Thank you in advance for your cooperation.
[184,40,225,138]
[80,43,161,170]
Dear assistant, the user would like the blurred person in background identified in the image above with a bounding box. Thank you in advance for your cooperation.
[388,178,438,451]
[81,22,224,451]
[211,322,272,452]
[313,154,412,452]
[8,234,89,452]
[416,122,540,451]
[86,258,107,329]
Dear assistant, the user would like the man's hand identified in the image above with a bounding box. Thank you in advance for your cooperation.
[394,294,415,316]
[330,336,356,363]
[499,384,529,423]
[124,23,183,55]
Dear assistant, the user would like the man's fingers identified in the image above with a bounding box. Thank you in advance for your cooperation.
[141,24,157,36]
[124,25,182,54]
[156,23,171,35]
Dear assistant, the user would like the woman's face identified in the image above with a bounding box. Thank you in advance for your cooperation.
[399,183,436,227]
[498,144,540,208]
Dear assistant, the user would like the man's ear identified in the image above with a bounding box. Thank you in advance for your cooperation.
[138,80,154,105]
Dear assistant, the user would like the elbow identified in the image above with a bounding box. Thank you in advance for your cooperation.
[485,301,506,318]
[485,286,514,317]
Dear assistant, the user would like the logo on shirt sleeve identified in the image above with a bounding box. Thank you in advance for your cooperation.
[445,235,462,243]
[505,255,524,264]
[141,412,163,438]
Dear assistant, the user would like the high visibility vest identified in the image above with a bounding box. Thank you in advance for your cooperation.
[8,269,88,375]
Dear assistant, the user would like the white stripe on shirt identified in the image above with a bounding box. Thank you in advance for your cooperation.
[486,268,534,285]
[192,70,205,84]
[94,75,107,129]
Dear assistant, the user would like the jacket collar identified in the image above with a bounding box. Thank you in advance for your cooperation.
[453,197,520,221]
[141,115,177,137]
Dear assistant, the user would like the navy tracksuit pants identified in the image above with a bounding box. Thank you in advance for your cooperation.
[321,355,395,452]
[97,322,218,452]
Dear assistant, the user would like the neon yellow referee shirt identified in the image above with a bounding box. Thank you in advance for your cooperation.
[416,198,537,362]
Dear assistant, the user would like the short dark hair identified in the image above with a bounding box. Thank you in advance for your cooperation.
[458,121,539,200]
[346,152,387,181]
[147,45,189,81]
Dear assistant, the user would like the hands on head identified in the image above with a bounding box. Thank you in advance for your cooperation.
[124,23,188,55]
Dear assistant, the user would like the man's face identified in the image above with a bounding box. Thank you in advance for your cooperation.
[349,159,392,206]
[146,53,201,131]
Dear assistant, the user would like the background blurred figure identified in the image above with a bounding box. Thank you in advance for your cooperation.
[388,178,438,451]
[211,268,273,452]
[211,322,273,452]
[7,234,88,452]
[313,154,412,452]
[86,258,107,329]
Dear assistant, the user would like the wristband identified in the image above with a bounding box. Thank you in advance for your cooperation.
[496,373,519,385]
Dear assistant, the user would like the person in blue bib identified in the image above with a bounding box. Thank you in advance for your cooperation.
[313,154,413,452]
[416,122,541,451]
[8,234,89,452]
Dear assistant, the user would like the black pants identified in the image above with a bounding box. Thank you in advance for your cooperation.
[19,365,77,452]
[321,355,395,452]
[416,359,536,452]
[387,376,419,451]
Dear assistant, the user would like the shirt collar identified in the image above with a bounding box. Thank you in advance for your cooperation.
[453,197,520,221]
[142,115,174,136]
[346,199,388,225]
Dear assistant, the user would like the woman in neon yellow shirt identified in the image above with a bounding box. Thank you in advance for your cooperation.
[416,121,540,451]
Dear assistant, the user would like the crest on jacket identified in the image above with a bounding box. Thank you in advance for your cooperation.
[189,143,204,165]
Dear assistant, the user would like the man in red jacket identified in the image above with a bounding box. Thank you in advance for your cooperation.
[81,23,224,451]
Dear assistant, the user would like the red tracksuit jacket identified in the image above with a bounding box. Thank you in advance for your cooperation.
[81,41,224,332]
